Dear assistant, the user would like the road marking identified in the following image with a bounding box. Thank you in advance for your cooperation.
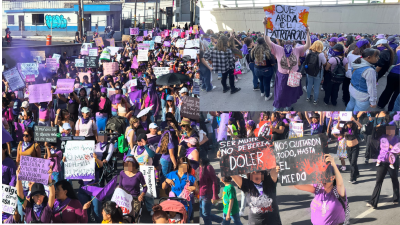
[351,196,393,223]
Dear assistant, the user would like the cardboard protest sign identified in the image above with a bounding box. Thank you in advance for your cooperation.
[219,136,276,177]
[103,62,119,75]
[153,67,170,78]
[2,185,18,214]
[34,126,58,143]
[154,36,162,43]
[78,72,91,83]
[20,63,39,78]
[122,35,131,42]
[52,53,61,61]
[136,36,143,42]
[94,37,104,47]
[111,188,133,215]
[46,58,59,71]
[176,39,185,48]
[84,56,98,68]
[137,50,149,61]
[180,96,199,120]
[3,68,25,91]
[18,156,50,185]
[89,48,98,56]
[143,41,155,50]
[173,29,181,37]
[56,136,86,152]
[143,30,148,36]
[130,27,139,35]
[183,49,197,59]
[108,47,122,56]
[339,111,352,121]
[140,166,157,198]
[138,43,150,50]
[26,75,36,83]
[163,41,171,47]
[54,79,75,94]
[64,140,95,179]
[274,134,331,186]
[106,38,115,47]
[75,59,85,67]
[31,51,45,62]
[185,39,199,48]
[264,5,309,41]
[288,122,303,139]
[80,43,93,55]
[28,83,52,103]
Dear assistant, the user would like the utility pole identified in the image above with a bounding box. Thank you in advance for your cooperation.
[134,0,138,27]
[78,0,82,39]
[155,0,158,28]
[81,0,85,37]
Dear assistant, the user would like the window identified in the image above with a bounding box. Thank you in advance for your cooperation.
[7,15,14,25]
[32,14,44,25]
[176,0,180,7]
[175,13,179,22]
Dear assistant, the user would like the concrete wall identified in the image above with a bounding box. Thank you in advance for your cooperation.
[200,3,400,34]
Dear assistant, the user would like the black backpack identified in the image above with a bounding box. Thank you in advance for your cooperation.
[304,51,320,77]
[331,57,346,83]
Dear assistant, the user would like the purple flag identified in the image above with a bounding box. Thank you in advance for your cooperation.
[131,56,138,69]
[2,127,13,144]
[163,41,171,47]
[81,186,103,198]
[80,175,118,201]
[129,90,142,110]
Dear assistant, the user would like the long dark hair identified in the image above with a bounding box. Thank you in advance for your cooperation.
[55,180,78,200]
[25,128,34,142]
[102,201,123,223]
[374,43,395,65]
[2,143,10,158]
[345,36,354,48]
[353,48,380,64]
[165,112,179,129]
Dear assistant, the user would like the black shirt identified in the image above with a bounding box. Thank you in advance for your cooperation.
[375,49,391,78]
[272,121,285,141]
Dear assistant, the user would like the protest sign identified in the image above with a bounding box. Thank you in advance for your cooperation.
[84,56,98,68]
[103,62,119,75]
[153,67,170,78]
[217,113,229,142]
[172,29,180,38]
[255,121,272,137]
[185,39,199,48]
[339,111,352,121]
[131,56,138,69]
[136,36,143,42]
[288,122,303,139]
[18,156,50,185]
[264,5,309,41]
[26,75,36,82]
[78,72,91,83]
[89,48,98,56]
[46,58,59,71]
[143,41,155,50]
[148,31,153,37]
[137,50,149,61]
[111,188,133,215]
[183,49,197,59]
[163,41,171,47]
[20,63,39,78]
[176,39,185,48]
[107,88,116,97]
[64,140,95,179]
[140,166,157,198]
[31,51,45,62]
[80,43,92,55]
[274,134,331,186]
[108,47,122,56]
[94,37,104,47]
[54,79,75,94]
[106,38,115,47]
[130,27,139,35]
[2,185,18,214]
[28,83,52,103]
[122,35,130,42]
[193,25,199,33]
[52,53,61,61]
[75,59,85,67]
[34,126,58,143]
[180,96,199,120]
[154,36,162,43]
[219,136,276,177]
[56,136,85,151]
[138,43,150,50]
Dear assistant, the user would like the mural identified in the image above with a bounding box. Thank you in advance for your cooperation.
[45,15,67,29]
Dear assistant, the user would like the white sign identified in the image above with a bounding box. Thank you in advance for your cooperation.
[64,141,95,180]
[20,63,39,78]
[140,165,157,198]
[89,48,98,57]
[137,50,149,61]
[108,47,123,56]
[288,122,303,139]
[3,67,25,91]
[183,49,198,59]
[2,185,18,214]
[185,39,200,48]
[52,53,61,61]
[75,59,84,67]
[154,36,162,43]
[111,188,133,215]
[80,43,93,55]
[176,39,186,48]
[339,111,352,121]
[153,67,170,78]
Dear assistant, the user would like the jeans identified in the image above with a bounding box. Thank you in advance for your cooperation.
[160,157,172,182]
[377,72,400,111]
[369,160,399,207]
[222,213,243,225]
[96,115,108,132]
[199,196,223,225]
[346,95,371,111]
[221,69,235,91]
[249,63,258,89]
[200,65,213,91]
[240,190,247,212]
[78,187,102,223]
[307,71,323,100]
[144,196,154,212]
[254,66,273,97]
[323,71,341,105]
[347,144,360,181]
[393,94,400,111]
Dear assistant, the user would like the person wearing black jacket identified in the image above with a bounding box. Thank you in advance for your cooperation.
[244,37,259,91]
[357,111,376,163]
[96,88,112,132]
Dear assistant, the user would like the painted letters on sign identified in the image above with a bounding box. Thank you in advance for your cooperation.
[28,83,52,103]
[45,15,67,29]
[64,141,95,180]
[2,185,18,214]
[18,156,50,185]
[111,188,133,215]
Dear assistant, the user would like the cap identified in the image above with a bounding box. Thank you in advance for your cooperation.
[310,113,320,119]
[62,123,72,130]
[166,95,174,101]
[81,107,90,114]
[21,101,29,108]
[30,183,46,197]
[149,123,158,129]
[374,39,388,46]
[137,133,147,142]
[184,137,198,145]
[180,118,191,126]
[293,116,303,122]
[328,37,338,43]
[376,34,385,39]
[179,87,188,94]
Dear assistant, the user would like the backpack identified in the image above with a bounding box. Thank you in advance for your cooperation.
[117,134,129,153]
[331,57,346,83]
[303,51,320,77]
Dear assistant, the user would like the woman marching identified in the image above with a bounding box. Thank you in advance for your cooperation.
[263,17,311,111]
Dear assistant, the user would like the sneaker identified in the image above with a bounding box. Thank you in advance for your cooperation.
[328,138,331,142]
[261,93,265,97]
[313,101,318,105]
[390,164,395,169]
[223,87,231,93]
[350,180,357,184]
[270,83,274,88]
[231,88,241,94]
[253,86,260,91]
[348,180,353,183]
[218,77,221,80]
[238,77,242,80]
[324,101,329,106]
[265,93,273,101]
[212,86,217,90]
[235,79,239,82]
[366,203,373,207]
[303,86,307,92]
[393,202,398,205]
[341,166,346,171]
[376,162,380,167]
[306,97,310,102]
[239,210,245,217]
[321,87,324,91]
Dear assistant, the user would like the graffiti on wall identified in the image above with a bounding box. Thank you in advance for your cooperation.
[45,15,67,29]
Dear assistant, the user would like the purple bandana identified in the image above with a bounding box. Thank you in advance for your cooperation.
[82,117,90,124]
[22,142,33,152]
[33,203,44,218]
[356,39,369,49]
[310,35,318,44]
[284,45,293,58]
[348,129,352,135]
[23,119,32,128]
[311,123,320,131]
[53,198,71,214]
[68,99,74,104]
[136,146,146,155]
[331,50,343,57]
[377,46,386,51]
[186,147,196,158]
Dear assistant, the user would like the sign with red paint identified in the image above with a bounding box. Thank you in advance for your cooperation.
[219,136,276,177]
[274,133,332,186]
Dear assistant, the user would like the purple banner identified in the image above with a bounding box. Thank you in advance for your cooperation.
[136,36,143,42]
[129,90,142,110]
[18,156,50,185]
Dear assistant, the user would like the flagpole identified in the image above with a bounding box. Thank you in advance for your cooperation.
[89,196,96,202]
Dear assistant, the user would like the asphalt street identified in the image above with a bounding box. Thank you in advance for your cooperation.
[200,126,400,225]
[200,70,389,112]
[3,38,74,47]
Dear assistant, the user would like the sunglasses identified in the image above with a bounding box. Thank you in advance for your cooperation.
[181,125,187,128]
[23,134,30,138]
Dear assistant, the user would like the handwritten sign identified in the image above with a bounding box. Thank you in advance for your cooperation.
[140,166,157,198]
[153,67,170,78]
[107,38,115,47]
[172,29,181,38]
[52,53,61,62]
[143,41,155,50]
[18,156,50,185]
[154,36,162,43]
[256,121,272,137]
[264,5,309,41]
[183,49,197,59]
[103,62,119,75]
[78,72,91,83]
[176,39,185,48]
[94,37,104,47]
[130,28,139,35]
[163,41,171,47]
[2,185,18,214]
[64,140,95,179]
[80,43,93,55]
[138,43,150,50]
[28,83,52,103]
[185,39,199,48]
[3,67,25,91]
[137,50,149,61]
[56,136,86,152]
[180,96,199,120]
[26,75,36,82]
[136,36,143,42]
[219,136,276,177]
[54,79,75,94]
[46,58,59,71]
[288,122,303,139]
[274,134,331,186]
[75,59,85,67]
[34,126,58,143]
[31,51,45,62]
[84,56,98,68]
[339,111,352,121]
[107,47,123,56]
[111,188,133,215]
[88,48,98,57]
[20,63,39,77]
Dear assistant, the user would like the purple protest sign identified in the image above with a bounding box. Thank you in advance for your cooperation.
[131,56,139,69]
[163,41,171,47]
[25,75,35,83]
[64,140,95,180]
[18,156,50,185]
[28,83,52,103]
[144,30,148,36]
[136,36,143,42]
[130,28,139,35]
[54,79,75,94]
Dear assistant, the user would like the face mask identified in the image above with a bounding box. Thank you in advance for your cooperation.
[377,46,386,51]
[331,50,343,57]
[283,45,293,58]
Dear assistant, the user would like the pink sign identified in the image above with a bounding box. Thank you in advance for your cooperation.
[131,56,138,69]
[79,72,91,83]
[54,79,75,94]
[28,83,52,103]
[103,62,119,75]
[130,28,139,35]
[25,75,35,82]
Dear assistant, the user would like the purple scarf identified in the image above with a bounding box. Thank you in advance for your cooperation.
[53,198,71,214]
[186,147,196,158]
[136,146,146,155]
[284,45,293,58]
[331,50,343,57]
[377,46,386,51]
[23,119,32,128]
[33,203,44,218]
[82,117,90,124]
[347,128,352,135]
[241,44,249,55]
[311,123,320,131]
[68,98,74,104]
[22,141,33,152]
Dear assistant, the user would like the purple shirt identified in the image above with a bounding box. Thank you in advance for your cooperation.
[51,199,88,223]
[109,94,126,112]
[2,157,17,186]
[311,184,346,225]
[119,170,147,197]
[49,150,62,173]
[24,201,52,223]
[328,57,348,72]
[158,142,174,162]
